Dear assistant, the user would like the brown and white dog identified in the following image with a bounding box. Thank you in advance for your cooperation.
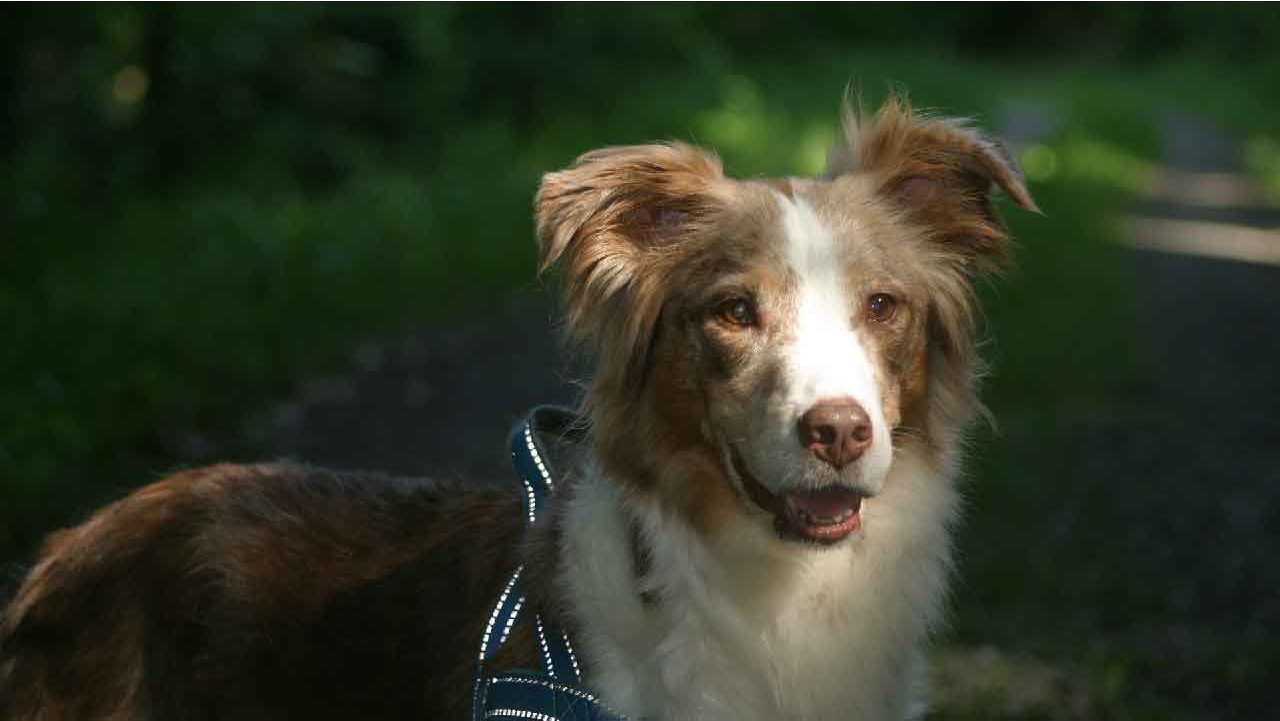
[0,96,1036,721]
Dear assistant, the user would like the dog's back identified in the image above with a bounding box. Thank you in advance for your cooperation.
[0,463,526,720]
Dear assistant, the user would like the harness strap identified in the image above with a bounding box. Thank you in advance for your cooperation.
[534,613,582,684]
[478,566,527,665]
[478,672,615,721]
[472,407,624,721]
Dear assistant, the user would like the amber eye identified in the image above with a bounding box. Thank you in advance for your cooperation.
[715,297,758,327]
[867,293,897,322]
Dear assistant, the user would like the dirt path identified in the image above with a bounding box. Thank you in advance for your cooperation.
[236,290,578,485]
[936,112,1280,719]
[1104,114,1277,718]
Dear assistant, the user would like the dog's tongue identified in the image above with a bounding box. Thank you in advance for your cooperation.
[788,486,862,518]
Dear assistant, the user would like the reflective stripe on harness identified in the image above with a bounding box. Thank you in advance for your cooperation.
[472,406,626,721]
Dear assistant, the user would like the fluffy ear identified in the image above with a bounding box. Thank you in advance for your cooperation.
[535,143,725,387]
[828,95,1038,273]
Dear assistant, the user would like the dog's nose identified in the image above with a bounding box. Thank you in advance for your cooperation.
[797,398,872,469]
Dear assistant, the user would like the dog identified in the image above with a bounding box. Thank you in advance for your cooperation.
[0,95,1036,721]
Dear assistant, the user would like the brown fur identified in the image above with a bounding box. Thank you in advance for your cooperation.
[536,142,733,398]
[1,464,535,720]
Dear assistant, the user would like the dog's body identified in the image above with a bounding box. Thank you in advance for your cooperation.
[1,97,1035,721]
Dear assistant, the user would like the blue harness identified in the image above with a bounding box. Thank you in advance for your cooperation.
[472,406,627,721]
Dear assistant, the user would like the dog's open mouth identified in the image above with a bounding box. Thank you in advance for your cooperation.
[730,446,864,544]
[782,487,863,542]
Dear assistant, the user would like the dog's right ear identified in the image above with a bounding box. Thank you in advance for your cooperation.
[535,143,725,383]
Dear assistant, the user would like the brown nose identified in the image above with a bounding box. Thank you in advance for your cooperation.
[797,398,872,469]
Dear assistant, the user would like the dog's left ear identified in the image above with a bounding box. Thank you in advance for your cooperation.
[535,143,726,388]
[828,95,1038,272]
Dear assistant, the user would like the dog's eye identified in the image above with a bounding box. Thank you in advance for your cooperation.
[867,293,897,323]
[715,297,758,327]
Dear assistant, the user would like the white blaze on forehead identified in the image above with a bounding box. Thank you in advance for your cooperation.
[776,192,881,417]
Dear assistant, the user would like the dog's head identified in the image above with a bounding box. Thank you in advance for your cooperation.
[536,96,1036,546]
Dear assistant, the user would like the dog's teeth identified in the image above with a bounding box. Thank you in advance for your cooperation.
[796,506,857,526]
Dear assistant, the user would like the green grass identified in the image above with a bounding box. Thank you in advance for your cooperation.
[4,42,1277,719]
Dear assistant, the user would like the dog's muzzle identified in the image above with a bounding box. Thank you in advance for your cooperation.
[730,445,867,545]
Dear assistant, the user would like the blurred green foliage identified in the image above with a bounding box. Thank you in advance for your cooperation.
[3,5,1279,719]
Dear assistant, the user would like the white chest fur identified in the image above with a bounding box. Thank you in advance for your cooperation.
[558,450,957,721]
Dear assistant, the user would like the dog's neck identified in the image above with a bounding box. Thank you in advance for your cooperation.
[548,442,958,721]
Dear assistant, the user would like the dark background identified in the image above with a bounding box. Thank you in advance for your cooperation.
[3,5,1279,719]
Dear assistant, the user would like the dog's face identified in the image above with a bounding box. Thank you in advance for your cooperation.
[538,98,1035,546]
[685,180,928,544]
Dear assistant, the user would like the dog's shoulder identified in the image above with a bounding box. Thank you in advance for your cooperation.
[1,462,529,720]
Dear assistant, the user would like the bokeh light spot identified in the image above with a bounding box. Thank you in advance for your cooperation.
[112,65,149,106]
[1244,135,1280,203]
[1020,143,1058,182]
[796,124,837,176]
